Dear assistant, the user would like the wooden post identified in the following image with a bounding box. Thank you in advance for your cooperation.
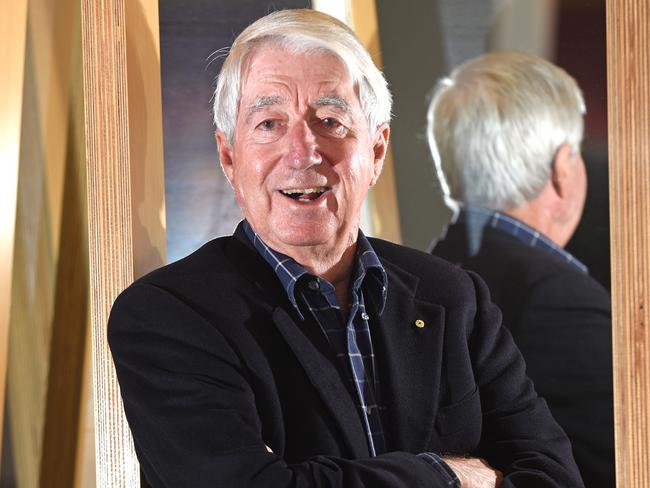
[607,0,650,486]
[350,0,403,243]
[3,1,90,485]
[81,0,166,486]
[312,0,402,242]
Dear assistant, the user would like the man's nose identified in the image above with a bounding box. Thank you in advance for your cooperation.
[286,120,322,169]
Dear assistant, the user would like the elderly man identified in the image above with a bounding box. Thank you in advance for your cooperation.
[430,52,614,487]
[109,11,583,488]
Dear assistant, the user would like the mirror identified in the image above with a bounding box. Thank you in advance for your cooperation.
[157,1,612,486]
[374,0,612,486]
[375,0,608,290]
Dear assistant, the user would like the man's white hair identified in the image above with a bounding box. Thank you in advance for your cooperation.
[213,9,392,143]
[427,52,585,211]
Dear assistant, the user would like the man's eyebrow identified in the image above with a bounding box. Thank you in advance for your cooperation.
[245,96,284,121]
[314,95,349,112]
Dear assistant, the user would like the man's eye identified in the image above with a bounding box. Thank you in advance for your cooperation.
[322,117,341,128]
[257,119,277,131]
[319,118,348,136]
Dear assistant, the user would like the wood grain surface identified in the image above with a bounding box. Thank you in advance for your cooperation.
[81,0,165,486]
[81,0,139,485]
[607,1,650,486]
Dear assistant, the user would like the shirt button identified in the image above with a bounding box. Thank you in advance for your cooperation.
[308,280,320,291]
[361,312,370,320]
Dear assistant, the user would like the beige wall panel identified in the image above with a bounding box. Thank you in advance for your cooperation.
[38,7,91,484]
[38,108,89,487]
[28,0,77,257]
[0,0,28,455]
[5,0,87,486]
[74,323,97,488]
[72,18,97,487]
[82,0,166,486]
[125,0,167,278]
[8,178,54,488]
[311,0,402,242]
[9,71,59,487]
[351,0,402,243]
[607,0,650,486]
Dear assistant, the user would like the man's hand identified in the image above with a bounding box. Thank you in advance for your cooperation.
[443,457,503,488]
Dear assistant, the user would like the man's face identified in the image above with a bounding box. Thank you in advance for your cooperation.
[217,44,389,259]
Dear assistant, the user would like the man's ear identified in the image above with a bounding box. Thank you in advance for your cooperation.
[370,123,390,186]
[215,130,235,187]
[550,143,575,199]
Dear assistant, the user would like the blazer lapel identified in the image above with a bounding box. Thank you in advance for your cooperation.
[369,260,445,452]
[272,307,370,457]
[226,224,370,457]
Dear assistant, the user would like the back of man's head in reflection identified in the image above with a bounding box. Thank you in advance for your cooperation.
[428,52,586,249]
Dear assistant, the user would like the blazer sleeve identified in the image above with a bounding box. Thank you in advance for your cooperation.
[463,271,585,487]
[108,282,458,488]
[512,271,614,488]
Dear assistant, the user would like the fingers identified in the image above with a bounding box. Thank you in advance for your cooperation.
[443,456,502,488]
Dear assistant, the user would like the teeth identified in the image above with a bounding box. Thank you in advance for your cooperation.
[281,187,327,195]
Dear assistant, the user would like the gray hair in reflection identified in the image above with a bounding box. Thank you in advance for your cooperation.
[427,52,585,211]
[213,9,392,142]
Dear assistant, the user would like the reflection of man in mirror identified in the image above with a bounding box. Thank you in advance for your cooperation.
[108,11,583,487]
[430,52,613,488]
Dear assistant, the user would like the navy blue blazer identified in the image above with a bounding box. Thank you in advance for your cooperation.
[108,223,583,487]
[433,219,613,488]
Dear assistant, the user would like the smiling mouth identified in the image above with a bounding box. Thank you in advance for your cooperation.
[279,187,329,202]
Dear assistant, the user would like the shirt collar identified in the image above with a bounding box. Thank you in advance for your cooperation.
[457,207,589,274]
[242,220,388,316]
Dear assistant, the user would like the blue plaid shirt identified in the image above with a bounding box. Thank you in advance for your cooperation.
[244,221,460,486]
[244,221,388,456]
[457,206,589,274]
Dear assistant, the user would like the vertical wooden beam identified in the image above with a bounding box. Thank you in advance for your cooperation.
[124,0,167,279]
[38,7,90,481]
[72,21,96,488]
[312,0,402,242]
[27,0,78,257]
[607,1,650,486]
[349,0,402,243]
[81,1,138,484]
[0,0,28,460]
[5,0,87,484]
[81,0,166,486]
[74,325,97,488]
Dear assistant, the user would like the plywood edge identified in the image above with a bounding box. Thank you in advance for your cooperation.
[80,0,140,485]
[606,1,650,486]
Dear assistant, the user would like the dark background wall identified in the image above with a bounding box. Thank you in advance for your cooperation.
[159,0,309,263]
[557,1,609,290]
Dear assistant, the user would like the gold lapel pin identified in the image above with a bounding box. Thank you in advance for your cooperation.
[415,319,425,328]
